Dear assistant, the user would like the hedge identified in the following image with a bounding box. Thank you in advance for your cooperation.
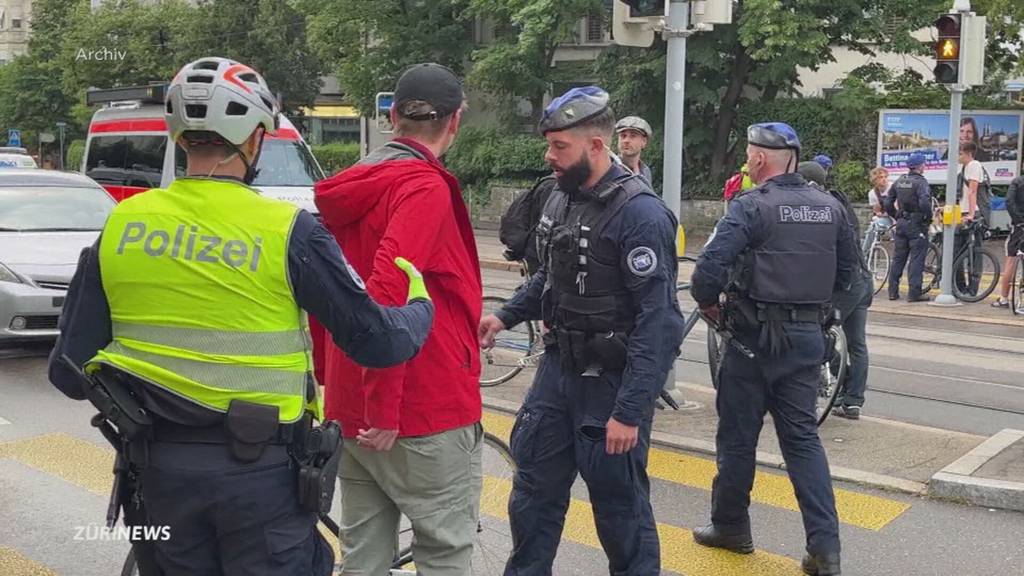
[311,142,361,176]
[66,139,86,172]
[444,127,549,189]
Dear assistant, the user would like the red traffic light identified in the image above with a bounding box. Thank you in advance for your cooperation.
[935,13,961,36]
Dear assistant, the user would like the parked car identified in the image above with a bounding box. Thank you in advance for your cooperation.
[82,84,324,213]
[0,169,115,344]
[0,147,38,169]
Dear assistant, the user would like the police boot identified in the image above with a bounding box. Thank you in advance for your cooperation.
[692,524,754,554]
[801,551,841,575]
[907,293,931,303]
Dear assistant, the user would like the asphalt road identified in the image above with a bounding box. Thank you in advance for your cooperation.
[2,323,1023,575]
[482,267,1024,437]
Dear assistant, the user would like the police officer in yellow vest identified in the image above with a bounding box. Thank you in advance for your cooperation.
[48,57,434,576]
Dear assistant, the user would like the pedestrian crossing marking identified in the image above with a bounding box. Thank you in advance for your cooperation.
[0,547,58,575]
[0,433,112,496]
[480,476,803,575]
[482,410,911,531]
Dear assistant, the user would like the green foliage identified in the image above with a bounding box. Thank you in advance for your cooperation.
[304,0,474,115]
[311,142,361,176]
[66,139,86,172]
[444,127,548,189]
[834,160,868,202]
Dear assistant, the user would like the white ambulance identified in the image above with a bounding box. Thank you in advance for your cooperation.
[81,84,324,213]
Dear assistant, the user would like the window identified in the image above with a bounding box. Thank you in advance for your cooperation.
[11,18,21,29]
[586,12,605,44]
[251,140,324,187]
[85,135,167,188]
[0,186,115,231]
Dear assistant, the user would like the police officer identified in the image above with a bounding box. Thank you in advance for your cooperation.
[478,86,685,575]
[48,57,434,576]
[615,115,654,184]
[690,123,855,576]
[885,152,932,302]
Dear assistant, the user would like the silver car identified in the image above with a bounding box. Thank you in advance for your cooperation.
[0,169,115,343]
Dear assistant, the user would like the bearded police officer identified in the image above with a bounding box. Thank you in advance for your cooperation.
[479,86,685,575]
[690,123,855,576]
[48,57,434,575]
[885,152,933,302]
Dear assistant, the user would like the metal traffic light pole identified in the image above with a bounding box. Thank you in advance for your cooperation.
[933,1,972,306]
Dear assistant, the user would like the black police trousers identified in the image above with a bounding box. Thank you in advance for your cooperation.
[888,219,929,299]
[139,442,333,576]
[711,322,841,556]
[504,351,660,575]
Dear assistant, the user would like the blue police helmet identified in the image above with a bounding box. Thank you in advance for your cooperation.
[747,122,801,154]
[813,154,833,169]
[906,152,927,168]
[539,86,610,135]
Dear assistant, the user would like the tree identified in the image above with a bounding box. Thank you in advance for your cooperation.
[304,0,475,114]
[597,0,954,185]
[466,0,602,126]
[181,0,326,113]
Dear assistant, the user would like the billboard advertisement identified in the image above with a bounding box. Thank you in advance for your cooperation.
[877,109,1023,185]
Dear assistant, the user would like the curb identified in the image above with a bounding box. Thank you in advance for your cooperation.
[928,428,1024,511]
[481,397,927,496]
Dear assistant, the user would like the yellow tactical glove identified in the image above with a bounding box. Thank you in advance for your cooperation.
[394,257,431,303]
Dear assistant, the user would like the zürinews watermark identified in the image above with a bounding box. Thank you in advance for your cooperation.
[73,524,171,542]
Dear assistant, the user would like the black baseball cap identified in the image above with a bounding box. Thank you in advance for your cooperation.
[393,63,464,120]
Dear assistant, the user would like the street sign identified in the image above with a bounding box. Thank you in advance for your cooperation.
[7,130,21,147]
[39,132,55,144]
[375,92,394,134]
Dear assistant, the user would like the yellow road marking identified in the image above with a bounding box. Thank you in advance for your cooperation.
[0,548,57,576]
[0,433,113,495]
[481,476,802,576]
[482,410,910,531]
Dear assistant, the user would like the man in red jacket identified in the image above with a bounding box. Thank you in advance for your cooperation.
[313,63,483,576]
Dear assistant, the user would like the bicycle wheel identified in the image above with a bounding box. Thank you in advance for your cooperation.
[921,242,941,294]
[869,242,890,295]
[952,247,1000,303]
[391,432,516,575]
[1012,255,1024,316]
[707,327,722,390]
[480,296,536,387]
[817,326,847,426]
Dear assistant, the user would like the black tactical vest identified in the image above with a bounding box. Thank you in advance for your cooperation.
[892,173,924,218]
[743,178,844,305]
[535,174,654,334]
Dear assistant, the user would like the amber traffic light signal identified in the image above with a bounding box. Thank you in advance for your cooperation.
[933,13,962,84]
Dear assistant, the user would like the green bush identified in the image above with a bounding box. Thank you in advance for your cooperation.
[833,160,868,202]
[444,127,548,190]
[312,142,361,176]
[66,139,86,172]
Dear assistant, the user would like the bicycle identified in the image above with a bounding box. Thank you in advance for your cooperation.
[706,316,848,427]
[863,220,894,296]
[1011,248,1024,316]
[121,432,516,576]
[921,218,1000,302]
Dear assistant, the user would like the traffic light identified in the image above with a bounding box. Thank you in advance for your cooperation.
[933,13,962,84]
[623,1,664,18]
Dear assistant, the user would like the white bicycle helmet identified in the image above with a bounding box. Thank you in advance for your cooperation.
[166,57,279,146]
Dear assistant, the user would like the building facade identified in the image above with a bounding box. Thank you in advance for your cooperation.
[0,0,32,65]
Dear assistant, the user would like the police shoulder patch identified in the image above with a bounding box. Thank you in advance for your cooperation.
[627,246,658,277]
[343,257,366,290]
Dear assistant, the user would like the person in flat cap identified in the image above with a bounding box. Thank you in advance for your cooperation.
[480,86,685,575]
[615,115,655,184]
[884,152,933,303]
[313,62,485,576]
[690,122,855,576]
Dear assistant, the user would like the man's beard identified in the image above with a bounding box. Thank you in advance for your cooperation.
[555,154,592,195]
